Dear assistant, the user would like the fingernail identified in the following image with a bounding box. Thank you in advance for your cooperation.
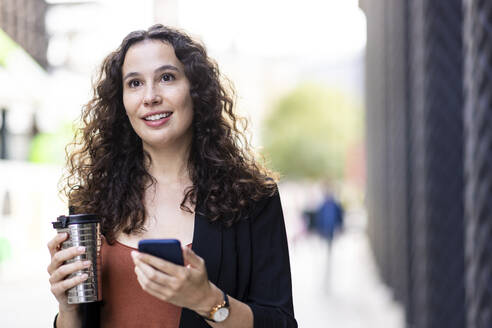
[78,246,86,252]
[83,260,91,266]
[80,273,88,280]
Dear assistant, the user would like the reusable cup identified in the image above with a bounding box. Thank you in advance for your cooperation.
[52,214,102,304]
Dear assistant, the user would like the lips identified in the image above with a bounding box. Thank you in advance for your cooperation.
[142,111,173,127]
[143,111,172,121]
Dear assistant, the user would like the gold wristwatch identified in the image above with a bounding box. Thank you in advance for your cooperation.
[205,290,230,322]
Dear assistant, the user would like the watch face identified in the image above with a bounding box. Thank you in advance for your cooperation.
[213,307,230,322]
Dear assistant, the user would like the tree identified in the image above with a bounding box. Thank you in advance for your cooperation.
[261,83,362,180]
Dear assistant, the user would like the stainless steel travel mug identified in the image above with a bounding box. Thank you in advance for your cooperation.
[52,214,102,304]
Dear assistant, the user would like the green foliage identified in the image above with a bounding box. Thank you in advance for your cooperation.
[0,29,17,67]
[0,237,11,263]
[29,122,75,164]
[261,83,362,180]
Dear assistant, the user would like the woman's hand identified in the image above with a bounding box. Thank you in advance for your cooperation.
[47,232,91,314]
[131,246,222,316]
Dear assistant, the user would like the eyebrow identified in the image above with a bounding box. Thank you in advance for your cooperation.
[122,64,180,81]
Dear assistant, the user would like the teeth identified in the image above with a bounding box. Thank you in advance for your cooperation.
[144,113,171,121]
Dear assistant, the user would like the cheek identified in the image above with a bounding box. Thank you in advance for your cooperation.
[122,92,138,115]
[178,87,194,114]
[181,97,194,125]
[122,94,130,114]
[183,95,194,114]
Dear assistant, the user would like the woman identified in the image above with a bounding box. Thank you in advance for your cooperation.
[47,24,296,328]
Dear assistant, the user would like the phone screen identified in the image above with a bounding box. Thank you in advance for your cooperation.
[138,239,184,266]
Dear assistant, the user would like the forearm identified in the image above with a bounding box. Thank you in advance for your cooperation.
[195,283,253,328]
[208,295,253,328]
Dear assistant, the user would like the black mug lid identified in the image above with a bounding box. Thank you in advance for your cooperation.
[52,214,100,229]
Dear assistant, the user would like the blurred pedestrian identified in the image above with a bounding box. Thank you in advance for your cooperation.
[315,193,344,247]
[46,25,296,328]
[309,184,344,293]
[301,186,344,245]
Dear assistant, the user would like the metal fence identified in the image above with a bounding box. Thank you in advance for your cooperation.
[360,0,492,327]
[463,1,492,327]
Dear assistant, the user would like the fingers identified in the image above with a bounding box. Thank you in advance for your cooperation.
[134,265,171,299]
[49,260,92,284]
[47,246,86,275]
[47,232,89,311]
[132,248,211,309]
[135,269,172,302]
[50,273,89,298]
[131,251,181,276]
[47,232,69,257]
[182,247,205,269]
[132,253,174,284]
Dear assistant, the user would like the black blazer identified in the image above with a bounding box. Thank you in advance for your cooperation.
[65,191,297,327]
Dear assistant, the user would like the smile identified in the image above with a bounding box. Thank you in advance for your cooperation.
[144,112,172,121]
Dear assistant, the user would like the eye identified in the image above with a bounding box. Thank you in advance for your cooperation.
[161,73,175,82]
[128,79,142,88]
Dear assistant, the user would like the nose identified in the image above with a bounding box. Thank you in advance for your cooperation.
[143,85,162,106]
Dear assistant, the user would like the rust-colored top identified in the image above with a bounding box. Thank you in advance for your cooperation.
[100,238,182,328]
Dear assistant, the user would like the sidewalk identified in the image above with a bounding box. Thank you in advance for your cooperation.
[0,251,59,327]
[289,209,404,327]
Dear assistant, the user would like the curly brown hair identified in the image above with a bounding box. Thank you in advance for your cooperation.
[62,24,277,242]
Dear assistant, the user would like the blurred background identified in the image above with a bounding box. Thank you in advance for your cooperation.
[0,0,491,327]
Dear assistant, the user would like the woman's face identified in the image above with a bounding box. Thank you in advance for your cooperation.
[122,40,194,151]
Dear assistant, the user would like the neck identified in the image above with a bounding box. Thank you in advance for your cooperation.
[143,137,192,185]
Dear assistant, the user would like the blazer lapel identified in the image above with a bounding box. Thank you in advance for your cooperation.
[179,200,223,328]
[191,210,222,284]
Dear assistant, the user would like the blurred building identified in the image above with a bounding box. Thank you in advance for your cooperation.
[0,0,49,68]
[361,0,492,328]
[0,0,48,161]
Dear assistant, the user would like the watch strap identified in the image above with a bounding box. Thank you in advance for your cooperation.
[203,290,229,322]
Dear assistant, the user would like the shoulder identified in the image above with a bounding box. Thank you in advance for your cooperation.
[246,185,282,223]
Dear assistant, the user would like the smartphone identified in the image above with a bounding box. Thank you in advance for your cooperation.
[138,239,184,266]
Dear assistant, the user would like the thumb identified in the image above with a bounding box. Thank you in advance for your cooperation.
[182,246,204,269]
